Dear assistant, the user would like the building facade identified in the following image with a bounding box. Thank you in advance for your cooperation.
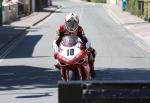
[2,0,49,24]
[2,0,35,24]
[3,0,18,23]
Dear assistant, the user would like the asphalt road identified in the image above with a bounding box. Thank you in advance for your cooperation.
[0,0,150,103]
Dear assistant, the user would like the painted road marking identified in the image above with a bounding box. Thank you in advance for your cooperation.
[103,5,123,25]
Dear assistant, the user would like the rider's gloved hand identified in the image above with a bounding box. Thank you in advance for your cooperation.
[54,52,58,59]
[80,44,86,51]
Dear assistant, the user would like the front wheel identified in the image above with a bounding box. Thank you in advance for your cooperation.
[68,69,76,80]
[68,68,86,80]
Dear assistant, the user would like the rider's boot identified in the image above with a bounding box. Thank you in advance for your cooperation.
[89,60,96,78]
[54,62,60,70]
[87,48,96,78]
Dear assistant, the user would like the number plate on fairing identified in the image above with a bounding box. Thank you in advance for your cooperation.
[59,43,81,60]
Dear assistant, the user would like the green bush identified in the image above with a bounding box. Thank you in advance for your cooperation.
[126,0,140,15]
[126,0,148,21]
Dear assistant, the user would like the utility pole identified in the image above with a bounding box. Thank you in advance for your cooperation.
[0,0,2,26]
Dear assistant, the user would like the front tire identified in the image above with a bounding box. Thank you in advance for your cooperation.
[68,69,77,80]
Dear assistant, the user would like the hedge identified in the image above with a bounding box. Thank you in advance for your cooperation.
[126,0,148,21]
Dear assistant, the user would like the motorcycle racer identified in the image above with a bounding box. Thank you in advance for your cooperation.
[53,12,96,78]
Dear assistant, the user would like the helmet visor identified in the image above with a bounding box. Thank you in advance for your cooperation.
[62,36,78,47]
[66,20,78,32]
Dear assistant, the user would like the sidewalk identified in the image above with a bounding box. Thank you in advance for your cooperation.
[0,6,59,58]
[105,4,150,50]
[10,12,51,28]
[10,5,60,28]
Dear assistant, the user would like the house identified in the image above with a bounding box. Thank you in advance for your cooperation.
[2,0,37,24]
[1,0,52,24]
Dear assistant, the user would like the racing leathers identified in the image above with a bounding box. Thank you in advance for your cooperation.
[53,24,96,78]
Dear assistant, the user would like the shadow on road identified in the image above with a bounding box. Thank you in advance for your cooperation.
[0,26,28,54]
[95,67,150,81]
[5,35,42,59]
[16,93,52,98]
[0,65,60,91]
[1,66,150,90]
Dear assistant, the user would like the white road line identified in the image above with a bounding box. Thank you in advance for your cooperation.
[109,11,121,24]
[103,5,122,25]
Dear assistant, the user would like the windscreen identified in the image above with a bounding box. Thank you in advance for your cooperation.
[62,36,78,47]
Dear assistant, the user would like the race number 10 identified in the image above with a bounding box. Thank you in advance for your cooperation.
[67,49,74,56]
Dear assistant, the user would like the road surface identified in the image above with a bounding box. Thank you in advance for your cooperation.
[0,0,150,103]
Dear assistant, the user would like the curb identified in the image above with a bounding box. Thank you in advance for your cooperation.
[32,13,52,26]
[104,5,150,51]
[27,7,60,27]
[103,5,123,25]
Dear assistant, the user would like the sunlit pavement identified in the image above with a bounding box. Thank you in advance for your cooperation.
[0,0,150,103]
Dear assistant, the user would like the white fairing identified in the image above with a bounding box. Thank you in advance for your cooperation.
[53,36,90,75]
[52,40,59,52]
[58,38,90,73]
[59,41,81,60]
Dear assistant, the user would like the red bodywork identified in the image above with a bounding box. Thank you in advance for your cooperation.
[55,50,90,81]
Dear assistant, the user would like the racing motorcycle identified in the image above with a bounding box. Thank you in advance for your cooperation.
[53,35,91,81]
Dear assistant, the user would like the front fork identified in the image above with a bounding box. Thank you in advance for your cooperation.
[60,64,90,81]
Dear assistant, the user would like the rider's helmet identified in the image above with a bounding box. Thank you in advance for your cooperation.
[65,12,79,33]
